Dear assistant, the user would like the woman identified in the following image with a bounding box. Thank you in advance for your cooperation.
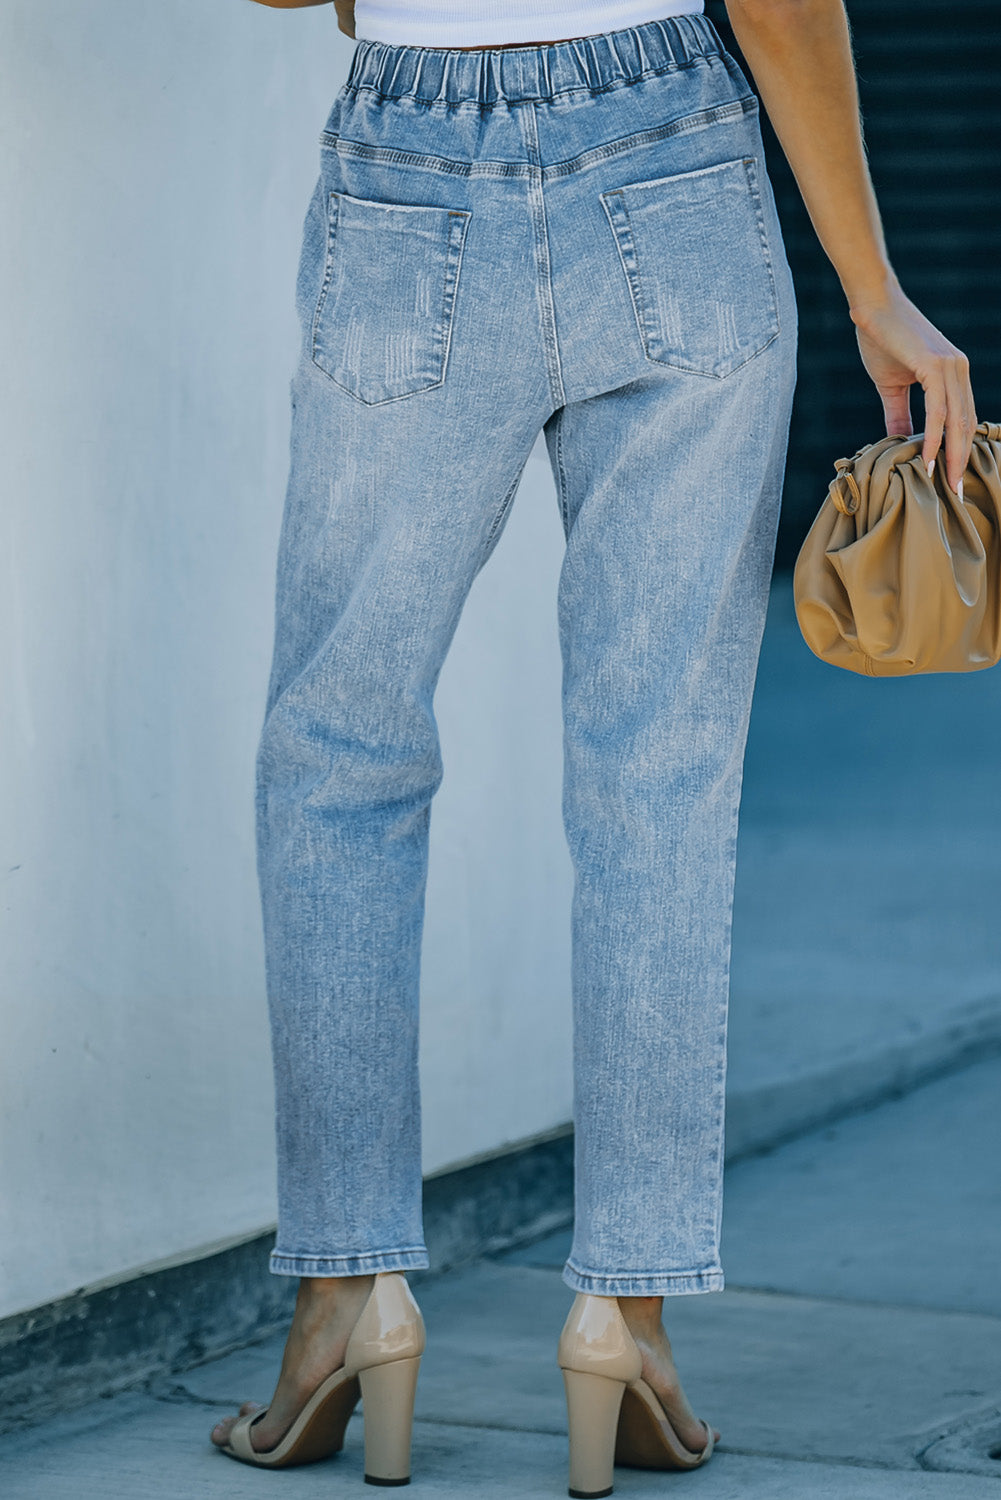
[212,0,976,1491]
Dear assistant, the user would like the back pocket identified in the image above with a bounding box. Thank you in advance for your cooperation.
[311,191,471,405]
[600,157,779,380]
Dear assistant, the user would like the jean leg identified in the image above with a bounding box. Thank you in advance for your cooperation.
[547,331,796,1295]
[257,353,537,1277]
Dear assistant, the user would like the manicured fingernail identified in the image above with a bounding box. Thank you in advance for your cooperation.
[957,477,964,501]
[926,458,935,478]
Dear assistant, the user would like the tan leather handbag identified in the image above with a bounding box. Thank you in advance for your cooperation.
[793,421,1001,676]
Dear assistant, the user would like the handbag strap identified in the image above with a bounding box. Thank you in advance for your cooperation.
[829,457,863,516]
[829,420,1001,516]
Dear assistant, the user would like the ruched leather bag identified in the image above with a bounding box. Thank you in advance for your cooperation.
[793,421,1001,676]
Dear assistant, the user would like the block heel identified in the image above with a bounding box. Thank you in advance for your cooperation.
[562,1368,627,1498]
[217,1271,426,1476]
[359,1354,422,1486]
[557,1292,715,1496]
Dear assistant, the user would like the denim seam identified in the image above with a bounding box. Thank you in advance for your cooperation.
[521,100,566,408]
[550,96,758,182]
[309,191,340,386]
[271,1246,428,1262]
[437,211,473,396]
[703,806,737,1251]
[319,96,757,184]
[554,415,571,537]
[478,465,525,566]
[565,1258,723,1278]
[741,153,783,351]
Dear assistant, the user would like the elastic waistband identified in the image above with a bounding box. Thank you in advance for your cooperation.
[343,13,723,107]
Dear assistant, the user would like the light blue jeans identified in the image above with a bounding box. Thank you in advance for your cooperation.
[256,12,797,1297]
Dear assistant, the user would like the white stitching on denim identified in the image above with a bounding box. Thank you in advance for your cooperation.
[318,96,757,184]
[554,415,571,538]
[310,196,472,405]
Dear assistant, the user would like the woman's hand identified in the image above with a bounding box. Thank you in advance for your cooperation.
[848,283,977,493]
[724,0,978,494]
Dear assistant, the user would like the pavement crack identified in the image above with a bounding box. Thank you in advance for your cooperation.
[144,1378,235,1409]
[711,1445,922,1472]
[413,1414,565,1436]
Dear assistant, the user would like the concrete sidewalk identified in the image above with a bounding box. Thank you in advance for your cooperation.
[725,577,1001,1158]
[4,1050,999,1495]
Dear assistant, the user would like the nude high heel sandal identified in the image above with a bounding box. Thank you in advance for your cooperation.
[557,1293,715,1498]
[220,1270,425,1485]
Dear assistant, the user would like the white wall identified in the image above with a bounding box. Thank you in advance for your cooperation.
[0,0,573,1320]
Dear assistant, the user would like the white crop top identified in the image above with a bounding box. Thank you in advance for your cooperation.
[353,2,706,49]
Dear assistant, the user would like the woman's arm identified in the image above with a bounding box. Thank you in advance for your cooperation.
[246,1,356,39]
[725,0,976,490]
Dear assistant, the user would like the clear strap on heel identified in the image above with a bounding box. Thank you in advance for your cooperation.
[562,1367,628,1498]
[358,1354,422,1487]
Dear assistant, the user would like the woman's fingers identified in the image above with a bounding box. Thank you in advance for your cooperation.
[880,383,913,442]
[919,348,975,491]
[851,289,976,491]
[920,377,947,479]
[940,350,976,495]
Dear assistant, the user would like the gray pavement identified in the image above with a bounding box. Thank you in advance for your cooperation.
[4,1052,999,1495]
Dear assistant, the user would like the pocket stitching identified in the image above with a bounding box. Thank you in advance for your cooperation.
[600,156,781,381]
[310,191,342,380]
[310,194,471,406]
[434,212,471,402]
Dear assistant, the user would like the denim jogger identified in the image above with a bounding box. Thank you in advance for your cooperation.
[255,11,798,1296]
